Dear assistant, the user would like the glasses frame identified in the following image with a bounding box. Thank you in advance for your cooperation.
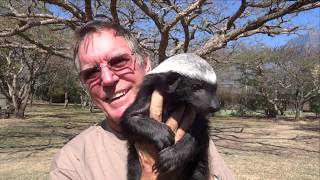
[79,52,136,84]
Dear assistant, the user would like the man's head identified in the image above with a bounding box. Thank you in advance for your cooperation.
[74,20,151,131]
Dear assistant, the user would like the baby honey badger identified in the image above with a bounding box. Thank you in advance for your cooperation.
[120,53,220,180]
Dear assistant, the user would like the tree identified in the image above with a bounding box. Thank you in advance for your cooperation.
[236,47,287,118]
[274,47,319,120]
[0,0,319,63]
[236,45,319,119]
[0,0,319,117]
[0,46,50,118]
[34,57,83,106]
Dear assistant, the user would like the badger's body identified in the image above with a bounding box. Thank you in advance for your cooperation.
[121,53,219,180]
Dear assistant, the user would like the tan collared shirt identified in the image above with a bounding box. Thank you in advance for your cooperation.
[49,122,235,180]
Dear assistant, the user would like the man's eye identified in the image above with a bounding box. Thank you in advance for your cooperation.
[80,66,100,82]
[109,58,129,69]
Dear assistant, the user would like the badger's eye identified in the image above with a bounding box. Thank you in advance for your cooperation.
[192,84,203,91]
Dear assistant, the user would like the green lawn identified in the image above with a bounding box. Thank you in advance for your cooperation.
[0,105,319,179]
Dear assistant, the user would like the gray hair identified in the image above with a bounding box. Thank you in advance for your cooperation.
[73,20,148,71]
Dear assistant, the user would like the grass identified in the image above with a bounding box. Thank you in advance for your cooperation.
[211,117,320,180]
[0,105,105,180]
[0,105,319,179]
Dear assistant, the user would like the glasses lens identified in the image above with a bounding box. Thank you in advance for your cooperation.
[79,54,135,84]
[108,56,132,71]
[79,65,100,83]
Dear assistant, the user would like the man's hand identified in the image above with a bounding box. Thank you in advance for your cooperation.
[135,90,195,180]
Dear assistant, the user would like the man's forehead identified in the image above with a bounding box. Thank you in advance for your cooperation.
[79,30,130,55]
[77,31,133,69]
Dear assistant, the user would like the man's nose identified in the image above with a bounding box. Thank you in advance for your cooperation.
[100,65,119,86]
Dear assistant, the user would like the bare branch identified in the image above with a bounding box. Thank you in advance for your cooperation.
[238,26,299,38]
[85,0,93,21]
[226,0,247,30]
[17,33,72,60]
[110,0,120,24]
[247,0,275,8]
[0,18,70,37]
[0,40,68,53]
[164,0,205,31]
[196,0,320,57]
[132,0,164,30]
[40,0,85,21]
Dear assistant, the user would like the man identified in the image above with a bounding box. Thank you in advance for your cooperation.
[49,20,235,180]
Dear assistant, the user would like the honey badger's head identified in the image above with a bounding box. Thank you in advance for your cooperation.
[148,53,220,114]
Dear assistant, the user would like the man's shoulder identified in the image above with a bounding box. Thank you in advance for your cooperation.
[54,125,102,159]
[64,121,118,152]
[55,121,126,157]
[67,125,101,147]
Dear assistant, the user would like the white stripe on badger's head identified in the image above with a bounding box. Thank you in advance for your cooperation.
[148,53,217,85]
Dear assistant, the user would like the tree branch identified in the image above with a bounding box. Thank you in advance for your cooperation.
[226,0,246,30]
[17,33,72,60]
[196,0,320,57]
[85,0,93,21]
[40,0,85,21]
[0,18,70,37]
[164,0,205,31]
[132,0,164,30]
[110,0,120,24]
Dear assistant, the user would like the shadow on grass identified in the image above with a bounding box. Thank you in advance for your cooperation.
[210,118,320,156]
[0,106,104,159]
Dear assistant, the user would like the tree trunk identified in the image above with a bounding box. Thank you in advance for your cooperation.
[294,89,304,120]
[89,100,94,113]
[64,92,69,108]
[265,100,280,119]
[29,92,34,107]
[294,103,303,120]
[14,107,25,118]
[13,95,29,119]
[80,95,84,108]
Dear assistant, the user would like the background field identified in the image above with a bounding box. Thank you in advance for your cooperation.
[0,105,319,180]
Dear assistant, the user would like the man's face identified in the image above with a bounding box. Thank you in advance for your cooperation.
[78,29,150,131]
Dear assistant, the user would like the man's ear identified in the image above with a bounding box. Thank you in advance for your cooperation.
[143,54,151,73]
[167,72,181,93]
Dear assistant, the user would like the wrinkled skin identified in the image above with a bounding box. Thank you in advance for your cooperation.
[78,29,150,132]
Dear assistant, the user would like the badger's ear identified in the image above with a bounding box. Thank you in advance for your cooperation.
[167,72,181,93]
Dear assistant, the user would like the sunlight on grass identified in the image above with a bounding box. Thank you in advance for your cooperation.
[0,105,319,179]
[211,117,320,180]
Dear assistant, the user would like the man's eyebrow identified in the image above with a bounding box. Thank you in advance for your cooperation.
[80,64,98,72]
[107,53,132,61]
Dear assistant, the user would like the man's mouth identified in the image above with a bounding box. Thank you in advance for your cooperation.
[107,90,129,101]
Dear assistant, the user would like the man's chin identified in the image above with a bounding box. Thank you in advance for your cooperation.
[104,105,128,120]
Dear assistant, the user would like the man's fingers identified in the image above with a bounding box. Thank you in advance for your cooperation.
[166,106,185,133]
[149,90,163,122]
[134,143,159,173]
[175,106,196,142]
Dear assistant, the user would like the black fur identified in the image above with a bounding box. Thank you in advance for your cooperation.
[121,72,220,180]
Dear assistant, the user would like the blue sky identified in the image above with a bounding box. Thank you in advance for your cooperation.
[242,8,320,47]
[48,2,319,48]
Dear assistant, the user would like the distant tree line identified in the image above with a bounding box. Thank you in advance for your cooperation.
[217,40,319,120]
[0,0,319,118]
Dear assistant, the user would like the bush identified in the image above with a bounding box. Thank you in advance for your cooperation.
[310,96,320,116]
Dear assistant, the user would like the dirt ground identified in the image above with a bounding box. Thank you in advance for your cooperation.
[0,105,319,179]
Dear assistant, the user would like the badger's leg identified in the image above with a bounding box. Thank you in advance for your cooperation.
[122,115,175,150]
[127,144,141,180]
[155,117,209,175]
[155,133,197,173]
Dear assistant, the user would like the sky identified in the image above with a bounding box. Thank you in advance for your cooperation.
[48,2,320,48]
[241,8,320,47]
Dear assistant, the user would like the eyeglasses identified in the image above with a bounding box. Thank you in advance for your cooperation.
[79,53,135,84]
